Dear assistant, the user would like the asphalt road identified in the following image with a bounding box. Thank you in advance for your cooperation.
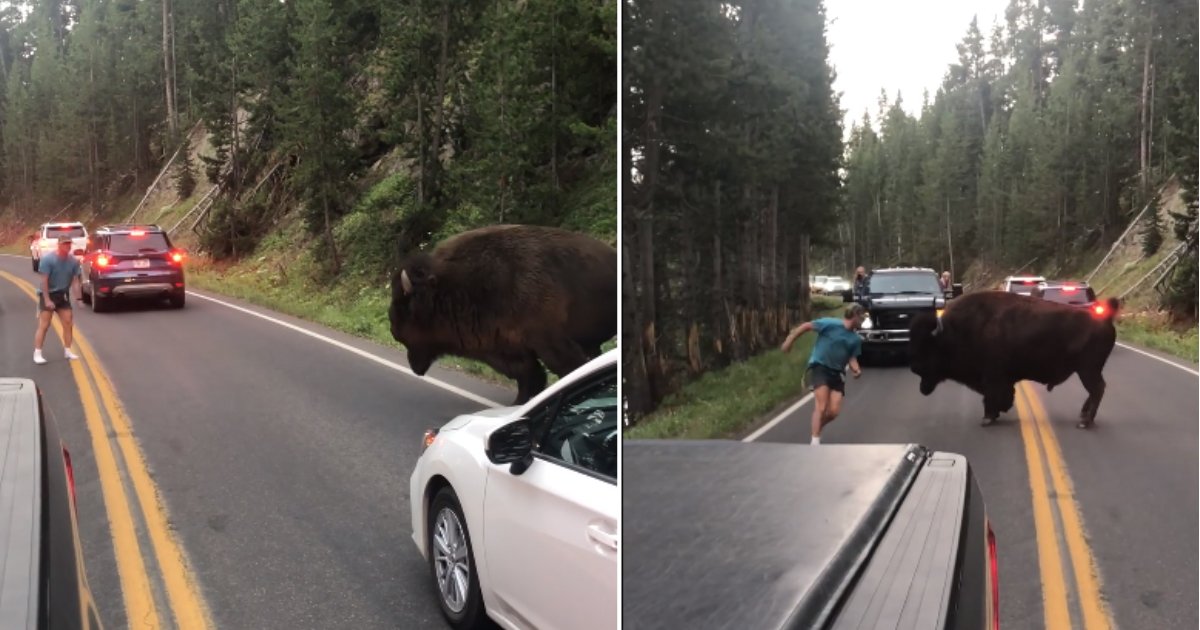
[749,342,1199,629]
[0,254,514,629]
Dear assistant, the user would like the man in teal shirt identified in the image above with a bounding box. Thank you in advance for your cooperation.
[781,304,866,444]
[34,235,82,365]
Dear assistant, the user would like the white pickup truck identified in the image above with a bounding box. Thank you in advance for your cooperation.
[29,222,89,272]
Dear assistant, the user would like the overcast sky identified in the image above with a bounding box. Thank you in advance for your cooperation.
[825,0,1011,134]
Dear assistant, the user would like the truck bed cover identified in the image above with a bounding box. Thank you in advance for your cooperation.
[623,440,951,630]
[0,379,42,629]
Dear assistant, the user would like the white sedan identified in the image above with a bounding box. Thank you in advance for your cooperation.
[410,349,618,630]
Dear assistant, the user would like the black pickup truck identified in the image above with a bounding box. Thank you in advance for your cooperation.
[843,267,962,363]
[623,441,998,630]
[0,378,102,630]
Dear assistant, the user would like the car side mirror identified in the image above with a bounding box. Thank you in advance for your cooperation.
[952,283,963,297]
[485,419,534,475]
[841,290,853,303]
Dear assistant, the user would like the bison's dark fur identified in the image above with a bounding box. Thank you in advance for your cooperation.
[908,291,1120,429]
[389,224,616,405]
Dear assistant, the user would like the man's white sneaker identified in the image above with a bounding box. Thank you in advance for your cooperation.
[64,349,80,360]
[33,350,47,365]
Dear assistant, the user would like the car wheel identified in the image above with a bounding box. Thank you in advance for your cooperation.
[428,486,486,630]
[169,291,185,309]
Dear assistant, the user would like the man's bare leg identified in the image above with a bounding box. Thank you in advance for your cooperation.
[823,390,845,432]
[58,308,78,358]
[34,310,53,350]
[811,385,830,444]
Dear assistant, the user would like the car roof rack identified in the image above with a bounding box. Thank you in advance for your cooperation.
[873,266,935,273]
[99,224,163,232]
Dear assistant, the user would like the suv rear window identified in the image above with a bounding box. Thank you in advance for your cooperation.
[45,226,85,239]
[108,232,171,254]
[867,272,942,295]
[1040,287,1096,305]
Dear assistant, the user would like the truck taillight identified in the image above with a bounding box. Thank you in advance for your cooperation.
[63,445,78,509]
[987,518,999,629]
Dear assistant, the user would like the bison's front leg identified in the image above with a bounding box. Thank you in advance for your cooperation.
[980,384,1013,426]
[532,336,591,378]
[481,353,547,405]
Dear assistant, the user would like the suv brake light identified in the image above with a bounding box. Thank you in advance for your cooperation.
[170,250,185,264]
[987,518,999,629]
[129,230,145,237]
[1093,304,1106,316]
[96,254,111,268]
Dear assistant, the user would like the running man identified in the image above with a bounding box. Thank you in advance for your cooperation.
[780,303,866,444]
[34,235,82,365]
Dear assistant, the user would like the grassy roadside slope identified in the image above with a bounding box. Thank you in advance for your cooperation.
[625,296,843,440]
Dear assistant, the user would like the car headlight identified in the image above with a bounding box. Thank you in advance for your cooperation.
[421,428,439,453]
[861,315,873,330]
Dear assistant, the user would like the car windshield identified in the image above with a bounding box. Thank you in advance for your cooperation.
[109,232,171,254]
[1041,287,1096,305]
[45,226,85,239]
[867,273,941,295]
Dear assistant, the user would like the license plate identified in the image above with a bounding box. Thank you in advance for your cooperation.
[133,259,150,268]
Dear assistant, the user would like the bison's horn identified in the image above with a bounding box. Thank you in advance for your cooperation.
[932,316,943,337]
[400,269,413,295]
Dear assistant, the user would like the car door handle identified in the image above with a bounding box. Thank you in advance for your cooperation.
[587,523,618,553]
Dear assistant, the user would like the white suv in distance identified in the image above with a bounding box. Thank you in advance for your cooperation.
[30,222,89,271]
[410,349,618,630]
[1002,275,1046,296]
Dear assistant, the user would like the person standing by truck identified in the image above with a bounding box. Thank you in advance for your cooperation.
[780,304,865,444]
[853,266,868,299]
[33,235,82,365]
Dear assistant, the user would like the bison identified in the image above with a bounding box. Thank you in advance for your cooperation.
[908,290,1120,429]
[388,224,616,405]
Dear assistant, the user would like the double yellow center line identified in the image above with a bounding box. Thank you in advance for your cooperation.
[0,271,212,630]
[1015,380,1114,630]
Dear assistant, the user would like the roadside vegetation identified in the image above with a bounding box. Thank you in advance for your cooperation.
[626,295,843,440]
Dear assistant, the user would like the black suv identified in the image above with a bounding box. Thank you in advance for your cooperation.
[843,267,962,362]
[0,378,103,629]
[82,224,187,312]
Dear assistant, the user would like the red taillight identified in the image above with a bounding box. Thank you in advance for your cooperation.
[987,519,999,629]
[170,251,185,264]
[62,445,77,509]
[96,254,110,268]
[130,230,145,236]
[1093,304,1105,316]
[1062,286,1077,292]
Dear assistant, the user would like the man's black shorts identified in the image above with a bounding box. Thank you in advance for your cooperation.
[39,290,71,312]
[807,364,845,394]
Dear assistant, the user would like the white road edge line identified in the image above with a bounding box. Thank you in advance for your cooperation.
[743,392,814,442]
[1115,342,1199,376]
[185,290,504,408]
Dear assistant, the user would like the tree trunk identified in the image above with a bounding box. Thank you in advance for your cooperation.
[429,2,452,201]
[162,0,178,136]
[323,195,342,275]
[1139,4,1153,191]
